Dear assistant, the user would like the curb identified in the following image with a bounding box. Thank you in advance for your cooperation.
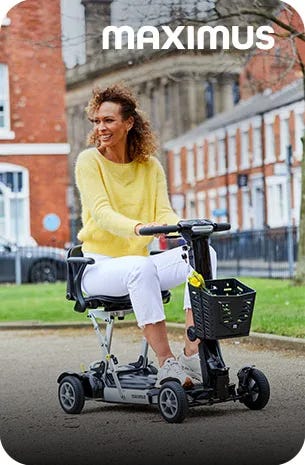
[0,321,304,353]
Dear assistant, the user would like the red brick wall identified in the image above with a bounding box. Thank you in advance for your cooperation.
[0,0,70,246]
[240,7,304,99]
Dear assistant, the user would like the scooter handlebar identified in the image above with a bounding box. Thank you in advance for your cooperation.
[139,225,179,236]
[212,222,231,232]
[139,220,231,236]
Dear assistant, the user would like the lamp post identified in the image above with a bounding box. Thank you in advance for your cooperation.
[286,144,294,278]
[13,171,21,285]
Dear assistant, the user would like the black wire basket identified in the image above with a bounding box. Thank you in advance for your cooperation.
[189,278,256,340]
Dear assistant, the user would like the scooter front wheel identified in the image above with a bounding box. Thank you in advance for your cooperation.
[158,381,188,423]
[58,375,85,414]
[242,368,270,410]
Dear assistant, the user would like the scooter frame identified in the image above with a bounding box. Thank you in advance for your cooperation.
[58,219,270,422]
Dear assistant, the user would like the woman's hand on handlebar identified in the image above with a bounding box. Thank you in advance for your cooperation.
[135,222,166,238]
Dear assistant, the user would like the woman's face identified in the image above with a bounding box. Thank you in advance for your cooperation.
[91,101,133,151]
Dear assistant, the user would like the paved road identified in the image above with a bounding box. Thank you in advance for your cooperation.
[0,327,304,465]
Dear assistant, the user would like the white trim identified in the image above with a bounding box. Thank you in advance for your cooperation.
[218,186,227,196]
[279,116,290,161]
[0,130,15,140]
[197,191,206,200]
[195,138,204,148]
[228,184,238,194]
[196,191,206,218]
[1,17,11,26]
[186,148,195,184]
[0,64,11,134]
[265,119,276,163]
[214,128,226,139]
[251,116,262,128]
[264,112,276,124]
[294,101,305,115]
[208,188,217,198]
[196,143,204,181]
[240,120,250,132]
[0,143,70,155]
[185,142,194,151]
[252,124,262,167]
[217,137,226,176]
[207,139,216,178]
[240,126,250,169]
[294,111,304,161]
[279,108,291,120]
[173,152,182,188]
[0,163,31,244]
[206,133,216,143]
[227,124,238,136]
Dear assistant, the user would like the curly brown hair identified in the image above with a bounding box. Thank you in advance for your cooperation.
[86,83,158,162]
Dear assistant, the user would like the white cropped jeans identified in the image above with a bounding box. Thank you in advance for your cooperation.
[82,246,217,328]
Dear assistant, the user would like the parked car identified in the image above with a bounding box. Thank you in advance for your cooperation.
[0,238,67,283]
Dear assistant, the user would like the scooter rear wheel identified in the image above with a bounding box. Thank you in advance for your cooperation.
[158,381,188,423]
[58,375,85,414]
[242,368,270,410]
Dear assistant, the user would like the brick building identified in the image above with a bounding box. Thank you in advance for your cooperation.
[0,0,70,246]
[165,8,304,232]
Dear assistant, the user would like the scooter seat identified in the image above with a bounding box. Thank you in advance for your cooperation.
[81,290,171,312]
[66,245,171,312]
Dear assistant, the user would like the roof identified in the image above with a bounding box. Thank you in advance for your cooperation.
[164,78,304,150]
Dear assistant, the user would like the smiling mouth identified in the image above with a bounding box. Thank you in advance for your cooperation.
[101,134,112,141]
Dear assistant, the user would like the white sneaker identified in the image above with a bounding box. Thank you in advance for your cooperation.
[155,358,193,388]
[177,352,202,383]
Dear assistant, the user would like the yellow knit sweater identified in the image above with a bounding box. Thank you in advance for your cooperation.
[75,148,179,257]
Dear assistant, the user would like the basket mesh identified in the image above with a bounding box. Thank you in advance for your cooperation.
[189,278,256,339]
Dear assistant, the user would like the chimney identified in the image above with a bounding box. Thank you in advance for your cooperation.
[81,0,112,60]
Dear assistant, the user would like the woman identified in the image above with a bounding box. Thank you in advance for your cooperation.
[75,83,216,388]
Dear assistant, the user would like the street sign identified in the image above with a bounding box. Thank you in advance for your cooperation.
[212,208,227,217]
[43,213,61,232]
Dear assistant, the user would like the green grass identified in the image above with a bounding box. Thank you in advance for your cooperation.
[0,278,304,338]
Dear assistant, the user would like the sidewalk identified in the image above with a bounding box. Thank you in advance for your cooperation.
[0,320,304,353]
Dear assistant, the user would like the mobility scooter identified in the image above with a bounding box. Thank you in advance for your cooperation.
[57,219,270,423]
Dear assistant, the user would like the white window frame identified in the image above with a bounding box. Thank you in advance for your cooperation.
[207,136,216,178]
[196,141,204,180]
[279,109,291,162]
[0,163,31,245]
[208,189,217,221]
[252,120,262,167]
[240,122,250,169]
[217,186,228,222]
[217,136,226,176]
[0,64,15,140]
[293,167,301,225]
[251,174,264,229]
[264,113,276,164]
[241,187,252,230]
[197,191,206,218]
[173,150,182,187]
[228,184,238,231]
[185,190,196,218]
[227,126,237,173]
[294,105,304,161]
[266,176,289,227]
[186,146,195,185]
